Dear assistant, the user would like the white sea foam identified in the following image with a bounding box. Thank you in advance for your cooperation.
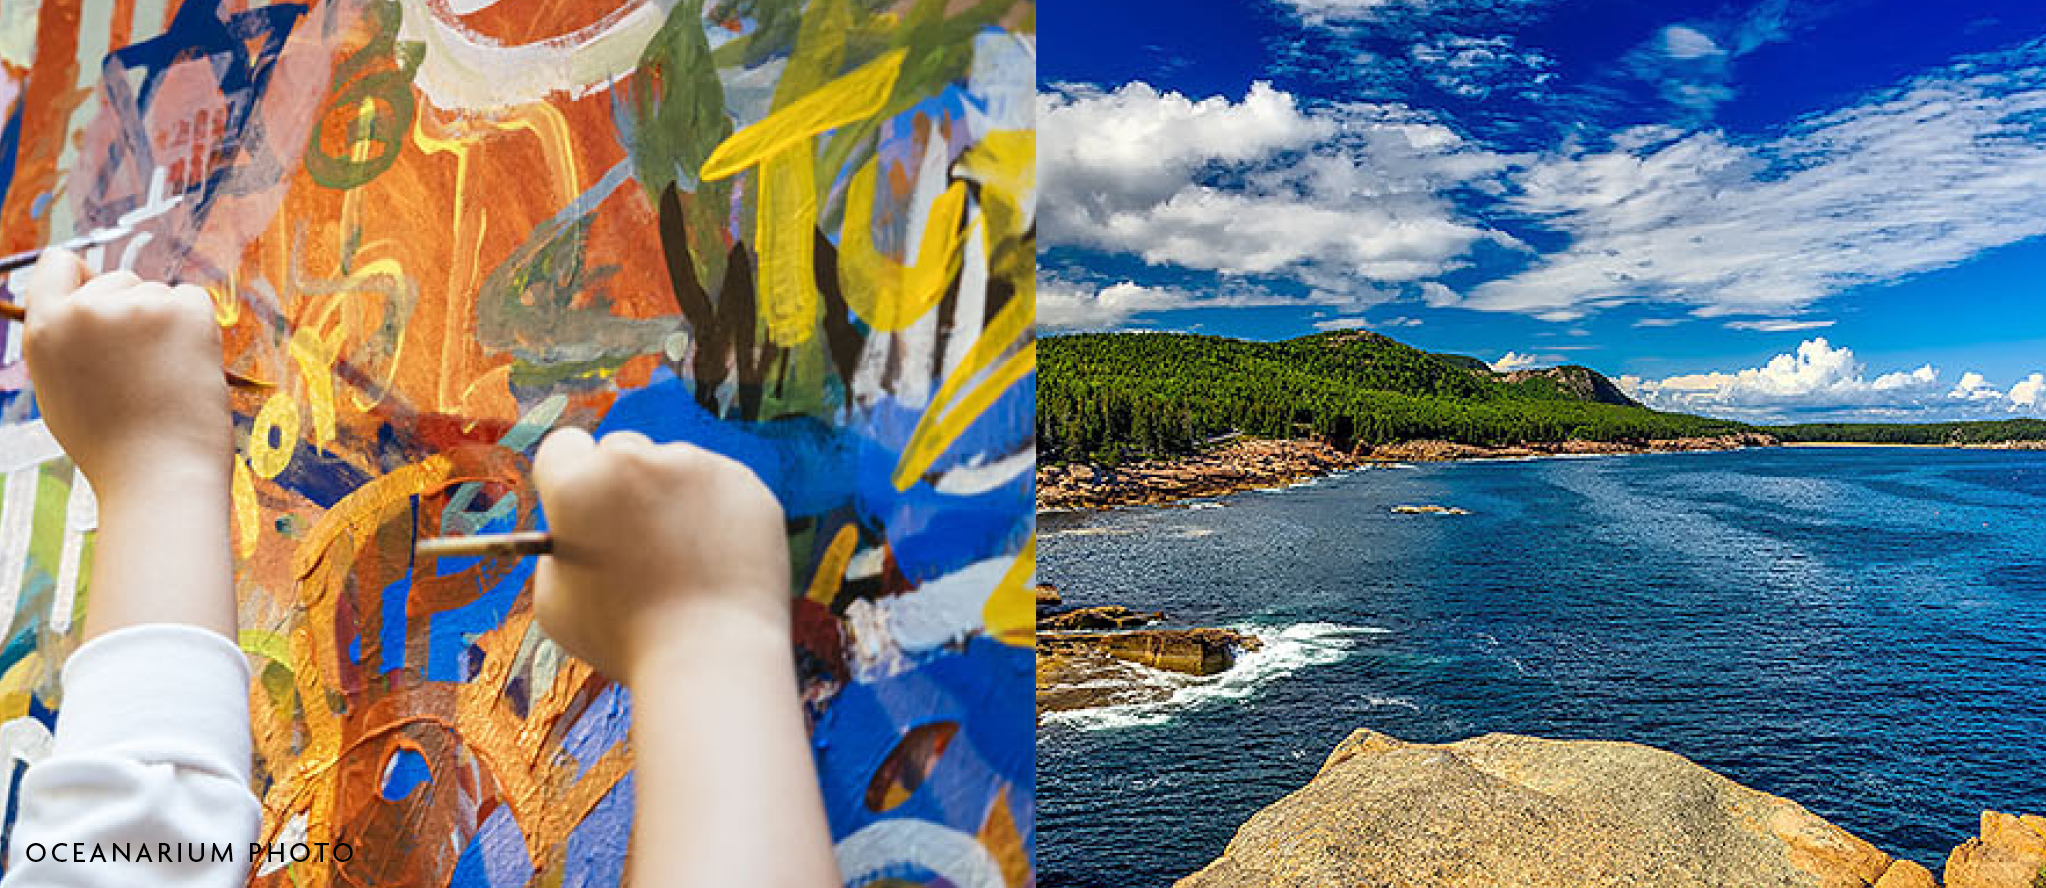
[1187,501,1224,510]
[1041,622,1389,732]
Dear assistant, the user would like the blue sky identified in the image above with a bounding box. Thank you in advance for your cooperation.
[1039,0,2046,422]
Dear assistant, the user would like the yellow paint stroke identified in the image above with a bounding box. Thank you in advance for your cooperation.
[805,523,860,605]
[0,651,45,718]
[699,48,907,181]
[208,277,240,327]
[981,536,1035,647]
[979,786,1031,888]
[248,391,302,479]
[291,454,452,583]
[698,49,907,346]
[757,145,820,345]
[287,323,345,447]
[411,103,577,411]
[839,156,968,330]
[232,455,260,557]
[239,628,293,666]
[892,292,1035,490]
[954,129,1035,243]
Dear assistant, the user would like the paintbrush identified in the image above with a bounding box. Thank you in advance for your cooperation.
[0,299,272,389]
[415,530,554,559]
[0,229,130,275]
[0,241,271,389]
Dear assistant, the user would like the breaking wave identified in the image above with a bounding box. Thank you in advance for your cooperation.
[1041,622,1389,732]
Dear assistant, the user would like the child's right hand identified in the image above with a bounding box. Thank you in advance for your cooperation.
[530,428,793,684]
[22,249,231,502]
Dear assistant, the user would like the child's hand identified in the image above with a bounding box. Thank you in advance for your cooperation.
[23,249,231,500]
[531,428,792,684]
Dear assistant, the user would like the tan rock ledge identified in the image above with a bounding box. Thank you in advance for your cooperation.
[1178,729,1973,888]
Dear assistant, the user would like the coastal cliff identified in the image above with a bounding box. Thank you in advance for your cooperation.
[1178,730,2039,888]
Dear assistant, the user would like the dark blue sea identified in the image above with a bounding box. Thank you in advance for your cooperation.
[1036,446,2046,886]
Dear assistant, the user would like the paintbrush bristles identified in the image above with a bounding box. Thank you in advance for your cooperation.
[415,531,554,559]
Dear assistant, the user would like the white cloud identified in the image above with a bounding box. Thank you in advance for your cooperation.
[1659,26,1724,61]
[1038,277,1320,331]
[1951,371,2004,402]
[1470,42,2046,321]
[1419,281,1460,306]
[1620,338,2046,421]
[1408,35,1556,100]
[1038,280,1187,330]
[1271,0,1542,25]
[2014,374,2046,409]
[1725,319,1835,332]
[1040,81,1516,300]
[1633,317,1688,327]
[1491,351,1542,371]
[1313,314,1422,331]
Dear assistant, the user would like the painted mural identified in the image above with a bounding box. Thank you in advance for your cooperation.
[0,0,1036,884]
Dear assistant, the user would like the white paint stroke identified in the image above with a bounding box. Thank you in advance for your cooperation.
[0,466,40,639]
[397,0,678,112]
[51,467,95,634]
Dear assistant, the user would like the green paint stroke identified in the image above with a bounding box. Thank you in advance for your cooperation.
[303,0,424,191]
[627,0,733,291]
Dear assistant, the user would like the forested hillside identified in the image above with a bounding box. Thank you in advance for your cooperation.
[1038,331,1749,463]
[1770,419,2046,444]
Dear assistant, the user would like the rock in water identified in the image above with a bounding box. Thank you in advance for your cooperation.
[1391,504,1471,515]
[1035,583,1063,612]
[1177,729,1935,888]
[1040,628,1258,677]
[1037,605,1164,631]
[1944,811,2046,888]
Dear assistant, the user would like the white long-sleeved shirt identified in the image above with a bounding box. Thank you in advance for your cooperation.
[0,624,261,886]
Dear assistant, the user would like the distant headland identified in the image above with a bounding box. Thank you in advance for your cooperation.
[1037,331,2046,510]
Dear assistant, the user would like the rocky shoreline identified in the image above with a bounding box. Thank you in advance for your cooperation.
[1038,433,1780,511]
[1179,729,2045,888]
[1034,584,1261,714]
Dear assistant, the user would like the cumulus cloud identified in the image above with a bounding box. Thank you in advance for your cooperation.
[1951,372,2004,402]
[1466,41,2046,321]
[2013,374,2046,409]
[1619,338,2046,421]
[1038,277,1326,331]
[1038,280,1187,330]
[1040,81,1516,298]
[1490,351,1543,371]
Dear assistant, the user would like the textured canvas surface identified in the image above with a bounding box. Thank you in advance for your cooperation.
[0,1,1036,884]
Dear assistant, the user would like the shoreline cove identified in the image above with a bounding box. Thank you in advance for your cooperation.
[1036,446,2046,886]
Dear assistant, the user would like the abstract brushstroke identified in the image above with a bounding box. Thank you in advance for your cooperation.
[0,0,1036,884]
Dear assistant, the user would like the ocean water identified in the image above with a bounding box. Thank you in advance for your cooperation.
[1036,447,2046,886]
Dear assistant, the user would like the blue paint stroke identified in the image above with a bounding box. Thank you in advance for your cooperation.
[448,802,532,888]
[559,771,633,888]
[594,369,1032,582]
[559,682,631,782]
[812,638,1034,839]
[379,747,431,801]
